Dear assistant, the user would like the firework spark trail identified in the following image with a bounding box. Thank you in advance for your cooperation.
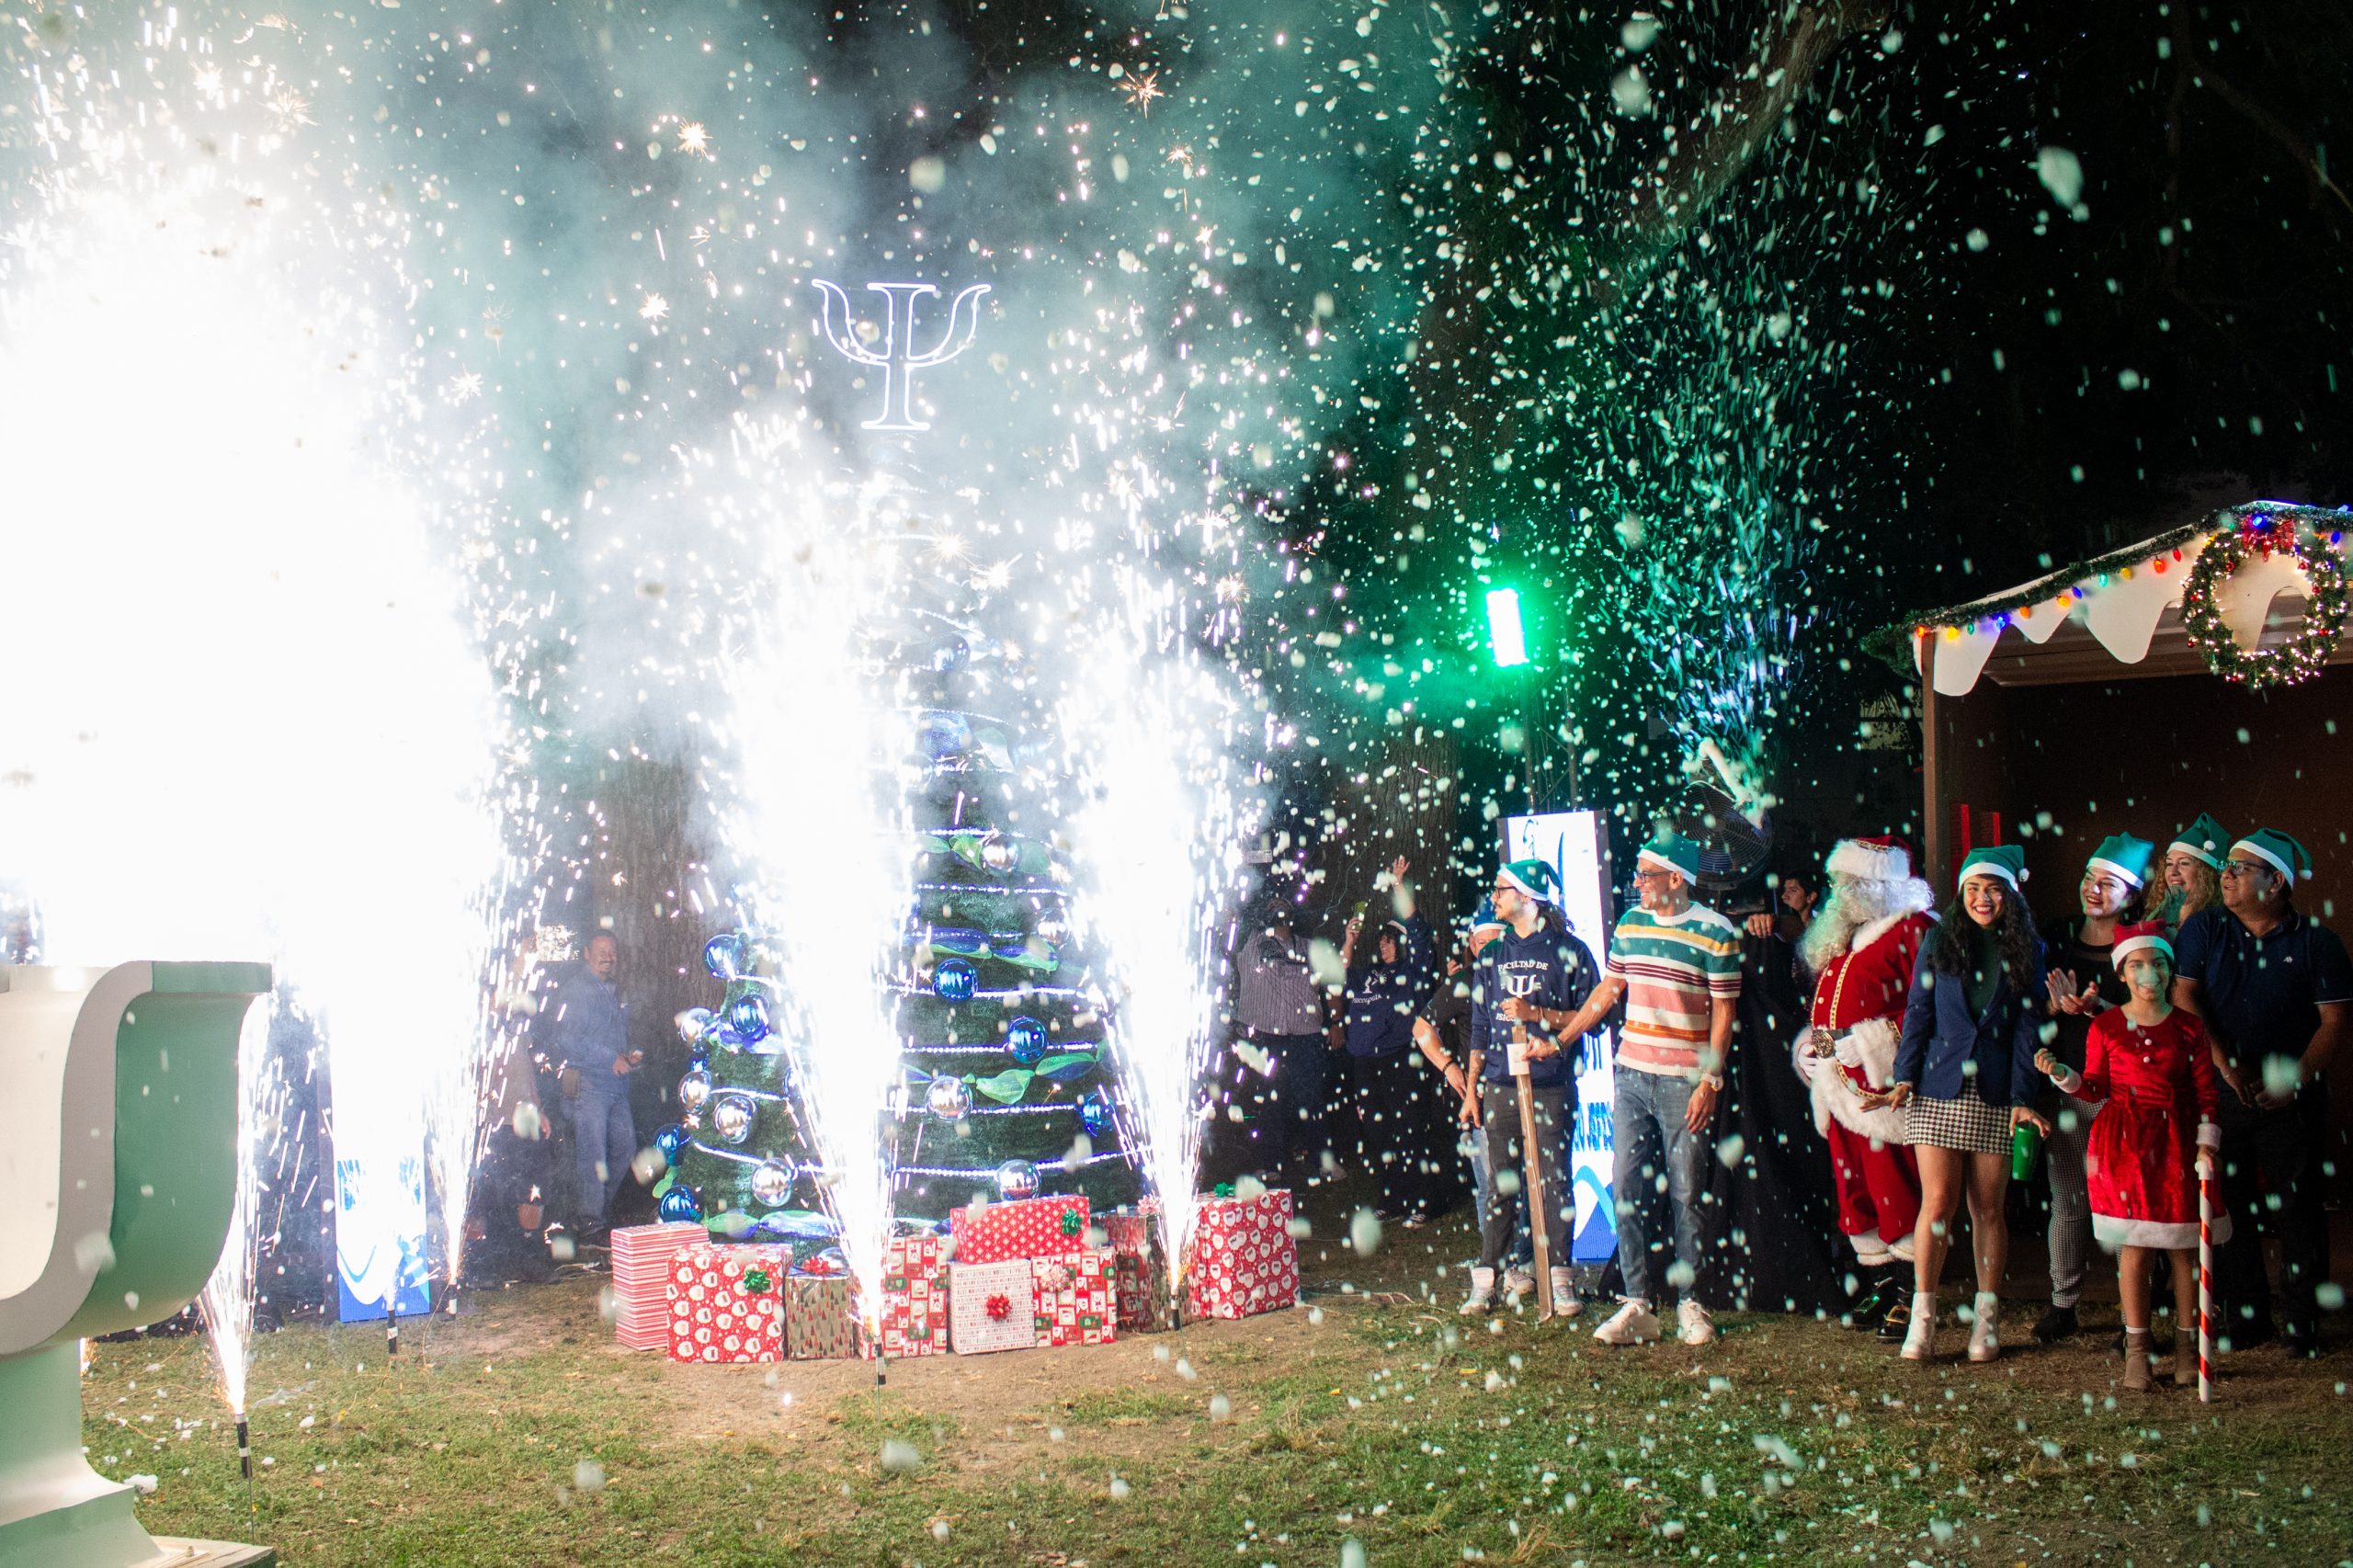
[197,1004,284,1421]
[0,15,508,1394]
[1064,565,1258,1277]
[717,417,915,1318]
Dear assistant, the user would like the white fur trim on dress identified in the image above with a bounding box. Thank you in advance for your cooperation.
[1809,1017,1909,1144]
[2094,1211,2233,1251]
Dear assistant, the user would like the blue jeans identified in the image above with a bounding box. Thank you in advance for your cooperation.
[1612,1067,1706,1304]
[574,1093,635,1225]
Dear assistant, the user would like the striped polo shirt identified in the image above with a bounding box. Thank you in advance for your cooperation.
[1605,903,1743,1077]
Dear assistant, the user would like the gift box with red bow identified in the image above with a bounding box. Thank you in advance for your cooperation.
[666,1243,790,1364]
[871,1233,948,1358]
[1031,1247,1117,1346]
[948,1193,1090,1266]
[949,1257,1040,1355]
[611,1221,704,1351]
[1182,1188,1299,1322]
[1101,1206,1183,1334]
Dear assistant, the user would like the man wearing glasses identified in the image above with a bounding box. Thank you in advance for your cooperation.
[1459,858,1599,1320]
[2170,829,2352,1358]
[1542,834,1743,1346]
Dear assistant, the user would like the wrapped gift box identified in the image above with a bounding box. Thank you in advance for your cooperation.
[1102,1208,1182,1334]
[613,1221,704,1351]
[784,1273,861,1360]
[872,1233,947,1358]
[666,1243,790,1363]
[949,1258,1040,1355]
[1183,1189,1299,1322]
[949,1193,1090,1266]
[1031,1248,1117,1347]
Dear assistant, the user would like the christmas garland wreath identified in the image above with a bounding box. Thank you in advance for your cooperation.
[2179,513,2349,688]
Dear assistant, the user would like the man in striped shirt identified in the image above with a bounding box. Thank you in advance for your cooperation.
[1546,833,1742,1346]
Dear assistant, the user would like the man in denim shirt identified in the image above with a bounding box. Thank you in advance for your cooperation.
[539,931,641,1240]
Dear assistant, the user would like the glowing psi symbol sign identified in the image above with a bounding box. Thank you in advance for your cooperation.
[812,279,991,431]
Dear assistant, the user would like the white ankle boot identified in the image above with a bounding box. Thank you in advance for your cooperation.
[1901,1292,1937,1360]
[1967,1291,2001,1362]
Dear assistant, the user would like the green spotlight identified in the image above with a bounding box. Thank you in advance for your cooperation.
[1484,586,1529,668]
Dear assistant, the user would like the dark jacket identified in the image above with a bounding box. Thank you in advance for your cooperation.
[1893,935,2045,1107]
[1342,914,1434,1057]
[1468,922,1600,1088]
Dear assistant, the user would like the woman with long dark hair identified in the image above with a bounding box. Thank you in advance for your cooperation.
[1862,846,2051,1363]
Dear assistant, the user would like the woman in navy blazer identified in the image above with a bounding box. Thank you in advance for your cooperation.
[1863,846,2052,1364]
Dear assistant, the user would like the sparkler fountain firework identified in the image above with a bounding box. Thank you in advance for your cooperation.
[714,417,920,1324]
[0,7,512,1423]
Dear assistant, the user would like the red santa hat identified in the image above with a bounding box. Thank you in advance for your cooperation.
[1824,835,1912,885]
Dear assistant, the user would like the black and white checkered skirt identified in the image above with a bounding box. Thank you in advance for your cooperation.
[1904,1085,2012,1156]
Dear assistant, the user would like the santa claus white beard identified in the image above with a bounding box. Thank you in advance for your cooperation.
[1798,879,1919,977]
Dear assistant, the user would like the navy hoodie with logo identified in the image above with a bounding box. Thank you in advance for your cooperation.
[1468,922,1601,1088]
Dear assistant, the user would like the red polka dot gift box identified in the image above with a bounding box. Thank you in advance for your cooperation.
[948,1193,1091,1266]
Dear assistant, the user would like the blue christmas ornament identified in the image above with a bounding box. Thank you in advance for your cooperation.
[703,932,747,981]
[1006,1015,1048,1064]
[933,958,978,1003]
[1078,1092,1116,1140]
[654,1123,689,1165]
[676,1006,717,1044]
[658,1185,703,1223]
[929,635,970,673]
[725,991,770,1042]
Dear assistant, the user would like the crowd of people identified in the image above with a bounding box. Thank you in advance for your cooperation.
[1233,821,2347,1382]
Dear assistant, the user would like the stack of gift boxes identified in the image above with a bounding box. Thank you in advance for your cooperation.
[624,1187,1298,1365]
[610,1221,704,1351]
[946,1193,1117,1355]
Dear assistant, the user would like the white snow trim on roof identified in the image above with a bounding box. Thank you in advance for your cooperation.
[1914,531,2325,696]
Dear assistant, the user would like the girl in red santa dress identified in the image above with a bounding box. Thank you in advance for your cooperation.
[2035,921,2230,1392]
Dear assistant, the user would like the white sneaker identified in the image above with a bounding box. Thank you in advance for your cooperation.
[1459,1267,1496,1317]
[1592,1299,1659,1346]
[1967,1291,2001,1363]
[1549,1267,1583,1320]
[1677,1299,1717,1346]
[1502,1266,1536,1301]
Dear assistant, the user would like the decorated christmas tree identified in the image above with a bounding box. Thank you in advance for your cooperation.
[651,631,1141,1246]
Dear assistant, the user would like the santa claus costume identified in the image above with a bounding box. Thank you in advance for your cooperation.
[1794,835,1934,1335]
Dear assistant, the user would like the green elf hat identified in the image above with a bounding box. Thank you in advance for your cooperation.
[2084,832,2155,890]
[1468,896,1508,937]
[1497,858,1559,903]
[2231,828,2313,888]
[1635,834,1703,884]
[2167,813,2231,870]
[1957,844,2028,889]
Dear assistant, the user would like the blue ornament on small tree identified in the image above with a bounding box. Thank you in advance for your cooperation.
[703,932,747,981]
[995,1159,1040,1201]
[676,1006,717,1044]
[1006,1015,1048,1064]
[658,1184,703,1223]
[1078,1092,1115,1140]
[654,1123,689,1165]
[933,958,979,1003]
[725,991,770,1042]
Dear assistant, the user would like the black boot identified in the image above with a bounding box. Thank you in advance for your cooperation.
[2031,1302,2079,1345]
[1846,1265,1902,1332]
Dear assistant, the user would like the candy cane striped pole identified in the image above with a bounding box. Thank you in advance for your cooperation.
[2197,1145,2215,1404]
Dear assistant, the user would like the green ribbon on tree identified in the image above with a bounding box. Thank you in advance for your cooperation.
[972,1068,1035,1104]
[651,1168,675,1200]
[1034,1051,1097,1082]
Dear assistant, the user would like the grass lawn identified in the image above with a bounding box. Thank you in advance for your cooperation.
[86,1199,2353,1567]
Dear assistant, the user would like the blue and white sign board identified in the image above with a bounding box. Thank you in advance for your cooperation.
[1502,809,1617,1265]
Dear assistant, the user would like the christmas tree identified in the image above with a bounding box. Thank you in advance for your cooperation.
[651,638,1140,1246]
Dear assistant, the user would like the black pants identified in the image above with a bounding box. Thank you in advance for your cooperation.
[1244,1030,1327,1173]
[1479,1081,1572,1271]
[2213,1089,2331,1343]
[1346,1051,1444,1216]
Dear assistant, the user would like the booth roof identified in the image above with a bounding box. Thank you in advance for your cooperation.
[1860,501,2352,693]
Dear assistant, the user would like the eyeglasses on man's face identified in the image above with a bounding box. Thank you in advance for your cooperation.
[2221,860,2270,881]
